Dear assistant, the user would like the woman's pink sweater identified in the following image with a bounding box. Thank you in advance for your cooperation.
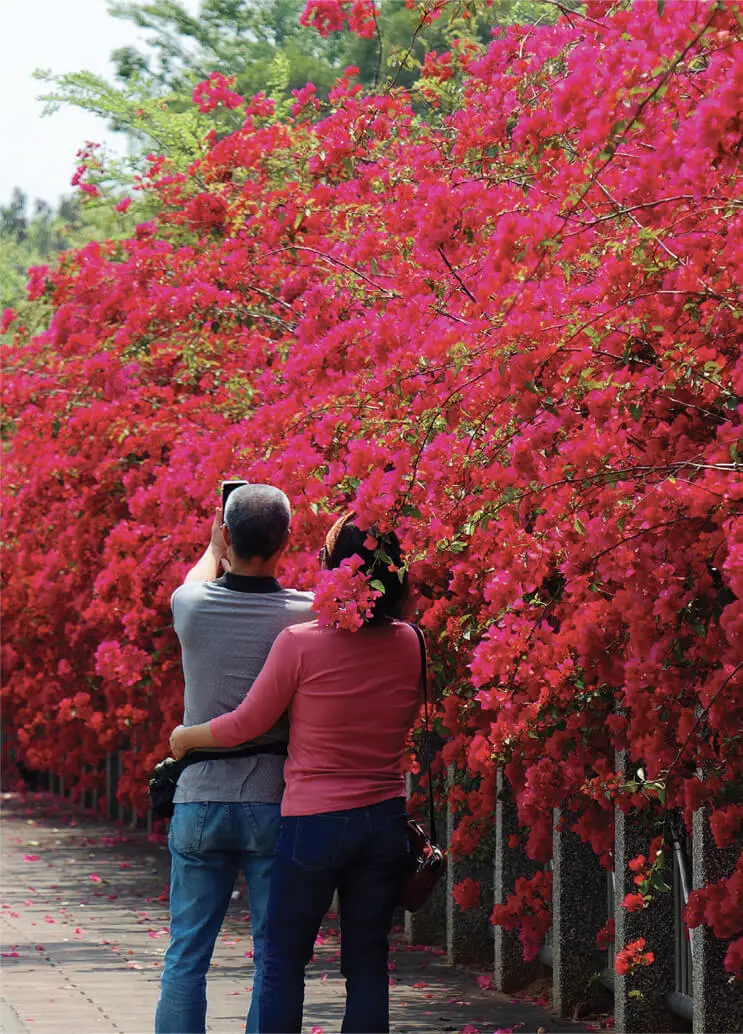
[209,620,422,816]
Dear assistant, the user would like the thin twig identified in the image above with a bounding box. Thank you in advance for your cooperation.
[438,246,477,303]
[260,246,398,298]
[664,662,743,779]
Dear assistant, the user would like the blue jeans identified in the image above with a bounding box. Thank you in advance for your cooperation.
[155,801,280,1034]
[259,796,409,1034]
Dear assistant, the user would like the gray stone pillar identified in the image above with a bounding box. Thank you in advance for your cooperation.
[446,766,495,966]
[83,765,93,811]
[116,752,125,823]
[493,768,540,991]
[403,771,447,947]
[105,753,117,819]
[90,765,99,812]
[614,752,683,1033]
[552,807,608,1015]
[691,807,743,1034]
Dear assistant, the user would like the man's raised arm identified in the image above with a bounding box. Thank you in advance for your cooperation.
[183,507,228,584]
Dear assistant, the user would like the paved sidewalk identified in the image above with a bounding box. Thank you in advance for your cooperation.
[1,793,592,1034]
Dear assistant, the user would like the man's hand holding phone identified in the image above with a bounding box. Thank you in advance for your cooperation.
[217,480,247,574]
[182,480,247,585]
[221,479,248,514]
[209,506,230,571]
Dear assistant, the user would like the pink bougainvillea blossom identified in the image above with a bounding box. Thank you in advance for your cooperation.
[313,556,382,632]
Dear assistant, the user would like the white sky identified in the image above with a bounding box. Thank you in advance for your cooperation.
[0,0,199,208]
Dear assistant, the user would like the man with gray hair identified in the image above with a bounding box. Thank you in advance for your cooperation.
[155,484,314,1034]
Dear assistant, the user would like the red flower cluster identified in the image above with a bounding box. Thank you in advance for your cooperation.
[70,143,104,199]
[300,0,378,39]
[596,918,615,950]
[313,555,382,631]
[491,872,553,961]
[615,937,655,977]
[724,937,743,980]
[709,805,743,850]
[192,72,244,113]
[452,876,481,910]
[686,854,743,975]
[622,892,647,914]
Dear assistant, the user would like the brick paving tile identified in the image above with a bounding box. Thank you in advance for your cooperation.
[1,793,594,1034]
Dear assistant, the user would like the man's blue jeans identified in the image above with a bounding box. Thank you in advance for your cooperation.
[259,796,409,1034]
[155,801,280,1034]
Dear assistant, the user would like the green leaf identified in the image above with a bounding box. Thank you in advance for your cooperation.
[649,870,671,894]
[657,0,666,14]
[651,782,666,805]
[370,579,386,594]
[574,517,586,535]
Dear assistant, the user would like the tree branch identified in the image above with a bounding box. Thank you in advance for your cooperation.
[438,246,477,303]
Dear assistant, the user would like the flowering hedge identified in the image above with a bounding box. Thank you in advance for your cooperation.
[2,0,742,978]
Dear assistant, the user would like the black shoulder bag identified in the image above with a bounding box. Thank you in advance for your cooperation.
[397,624,447,912]
[148,741,288,820]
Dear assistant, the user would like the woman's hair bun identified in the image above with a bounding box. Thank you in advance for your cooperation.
[326,519,409,624]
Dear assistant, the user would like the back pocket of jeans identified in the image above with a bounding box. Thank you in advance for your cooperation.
[376,814,410,865]
[291,814,350,872]
[169,802,209,855]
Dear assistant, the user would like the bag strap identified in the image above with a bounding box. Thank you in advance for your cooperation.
[409,624,437,844]
[179,740,287,769]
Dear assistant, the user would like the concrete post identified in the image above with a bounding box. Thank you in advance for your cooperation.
[614,752,684,1033]
[116,752,125,824]
[552,807,608,1016]
[446,766,495,966]
[691,807,743,1034]
[105,753,115,819]
[403,771,447,947]
[493,768,540,991]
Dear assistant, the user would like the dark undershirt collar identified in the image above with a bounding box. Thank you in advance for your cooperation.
[215,573,282,593]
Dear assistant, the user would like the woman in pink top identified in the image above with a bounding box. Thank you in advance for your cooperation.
[170,515,422,1034]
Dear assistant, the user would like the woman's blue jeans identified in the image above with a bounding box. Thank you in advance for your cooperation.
[259,796,409,1034]
[155,801,280,1034]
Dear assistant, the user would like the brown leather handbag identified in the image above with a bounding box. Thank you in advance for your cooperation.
[397,625,447,912]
